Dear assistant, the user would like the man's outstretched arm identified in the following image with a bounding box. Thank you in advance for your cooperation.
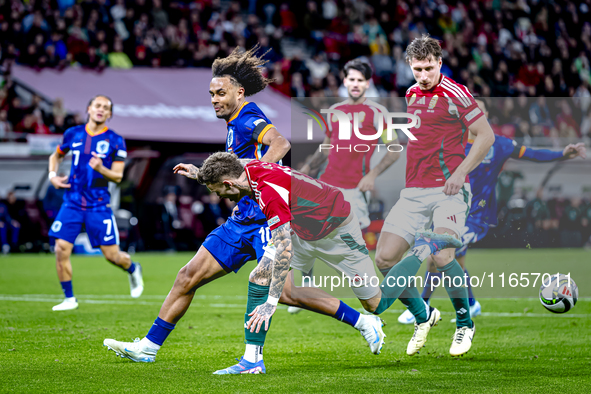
[513,142,587,162]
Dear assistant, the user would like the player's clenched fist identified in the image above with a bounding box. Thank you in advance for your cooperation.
[89,152,104,171]
[173,163,200,179]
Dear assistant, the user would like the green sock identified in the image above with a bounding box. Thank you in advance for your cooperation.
[244,282,272,346]
[374,254,422,315]
[437,259,472,328]
[399,280,429,324]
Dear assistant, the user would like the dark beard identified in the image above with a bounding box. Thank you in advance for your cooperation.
[348,89,366,103]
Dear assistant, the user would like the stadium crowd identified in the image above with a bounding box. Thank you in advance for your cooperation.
[0,0,590,95]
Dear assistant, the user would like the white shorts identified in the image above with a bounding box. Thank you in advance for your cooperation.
[338,187,370,230]
[291,214,380,300]
[382,184,472,246]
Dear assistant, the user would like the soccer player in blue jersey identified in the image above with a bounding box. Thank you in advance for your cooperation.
[398,98,587,324]
[104,47,387,372]
[48,95,144,311]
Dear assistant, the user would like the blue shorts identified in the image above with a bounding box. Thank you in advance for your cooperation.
[203,196,271,273]
[49,205,119,248]
[455,216,489,258]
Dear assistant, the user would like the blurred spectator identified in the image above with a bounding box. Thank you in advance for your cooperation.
[0,200,20,254]
[0,109,12,141]
[160,185,181,251]
[108,38,133,69]
[560,198,584,247]
[1,191,27,253]
[43,179,65,223]
[200,192,231,234]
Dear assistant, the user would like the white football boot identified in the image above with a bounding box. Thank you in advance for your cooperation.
[450,323,475,357]
[398,309,415,324]
[357,315,386,355]
[406,306,441,355]
[287,306,303,314]
[103,338,157,362]
[52,297,78,311]
[470,300,481,317]
[129,263,144,298]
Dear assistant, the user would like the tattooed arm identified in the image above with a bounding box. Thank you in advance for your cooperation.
[173,163,199,179]
[246,222,293,333]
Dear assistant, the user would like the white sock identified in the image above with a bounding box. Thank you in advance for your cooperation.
[353,314,364,330]
[140,337,161,351]
[424,301,431,320]
[243,344,263,363]
[411,244,432,261]
[65,297,77,302]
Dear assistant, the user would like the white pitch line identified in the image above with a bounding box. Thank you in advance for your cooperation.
[1,295,589,318]
[0,294,271,310]
[380,309,591,318]
[0,294,247,300]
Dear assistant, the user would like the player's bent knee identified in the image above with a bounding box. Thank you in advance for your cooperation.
[55,241,72,261]
[360,298,379,313]
[375,253,400,270]
[248,267,271,287]
[174,264,202,293]
[104,253,118,264]
[433,252,454,267]
[278,290,295,306]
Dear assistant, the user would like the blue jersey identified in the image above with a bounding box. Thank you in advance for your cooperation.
[57,124,127,211]
[226,102,275,160]
[202,101,277,273]
[466,136,518,227]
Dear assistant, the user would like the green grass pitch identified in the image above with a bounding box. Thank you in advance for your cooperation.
[1,249,590,393]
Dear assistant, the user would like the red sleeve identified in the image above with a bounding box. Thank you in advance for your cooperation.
[245,162,293,231]
[260,186,293,231]
[454,85,484,128]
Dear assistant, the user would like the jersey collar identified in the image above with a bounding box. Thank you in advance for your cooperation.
[86,124,108,136]
[227,101,249,124]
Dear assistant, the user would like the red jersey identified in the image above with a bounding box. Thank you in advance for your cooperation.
[405,75,484,188]
[320,99,391,189]
[244,161,351,241]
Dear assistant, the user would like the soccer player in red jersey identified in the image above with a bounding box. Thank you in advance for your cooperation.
[197,152,461,371]
[374,35,495,357]
[103,48,386,372]
[300,59,401,230]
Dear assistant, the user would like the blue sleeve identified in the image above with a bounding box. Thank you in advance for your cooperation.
[113,134,127,162]
[57,128,74,154]
[510,142,564,162]
[242,106,274,144]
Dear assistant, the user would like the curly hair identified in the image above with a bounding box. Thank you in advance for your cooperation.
[197,152,244,185]
[405,34,442,64]
[212,45,274,96]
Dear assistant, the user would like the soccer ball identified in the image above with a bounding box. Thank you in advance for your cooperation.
[539,274,578,313]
